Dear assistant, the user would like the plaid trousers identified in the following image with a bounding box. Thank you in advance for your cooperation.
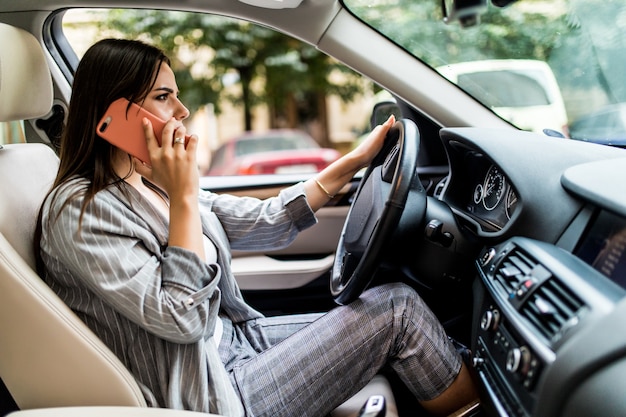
[218,282,462,417]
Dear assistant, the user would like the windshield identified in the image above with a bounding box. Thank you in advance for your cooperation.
[343,0,626,143]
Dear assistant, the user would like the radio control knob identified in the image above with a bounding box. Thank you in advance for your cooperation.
[506,346,531,375]
[480,309,500,331]
[506,348,521,373]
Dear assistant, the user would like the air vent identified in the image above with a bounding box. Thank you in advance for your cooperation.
[519,278,584,342]
[492,248,538,296]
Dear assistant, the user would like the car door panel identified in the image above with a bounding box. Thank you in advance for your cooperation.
[231,205,348,290]
[230,254,335,290]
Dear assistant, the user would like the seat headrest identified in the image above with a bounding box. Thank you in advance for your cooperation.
[0,23,53,122]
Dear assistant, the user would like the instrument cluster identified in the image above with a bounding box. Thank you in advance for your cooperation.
[464,161,518,231]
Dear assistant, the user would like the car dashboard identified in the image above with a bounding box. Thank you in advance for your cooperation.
[437,128,626,417]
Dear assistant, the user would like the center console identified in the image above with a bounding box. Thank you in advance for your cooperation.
[471,235,624,417]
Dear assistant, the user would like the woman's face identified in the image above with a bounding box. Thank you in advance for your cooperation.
[141,62,189,122]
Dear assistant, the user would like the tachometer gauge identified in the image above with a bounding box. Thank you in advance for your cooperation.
[473,183,483,204]
[483,165,505,211]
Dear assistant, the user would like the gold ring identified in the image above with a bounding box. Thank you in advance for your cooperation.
[174,137,185,145]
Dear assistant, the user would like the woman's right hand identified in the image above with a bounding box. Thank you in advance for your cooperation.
[135,116,200,202]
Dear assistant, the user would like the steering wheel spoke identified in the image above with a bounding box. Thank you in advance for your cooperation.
[343,167,388,251]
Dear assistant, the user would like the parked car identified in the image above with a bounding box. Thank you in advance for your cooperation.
[206,130,341,176]
[437,60,569,135]
[2,1,626,417]
[568,103,626,147]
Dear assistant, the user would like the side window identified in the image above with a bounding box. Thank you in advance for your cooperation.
[0,121,25,145]
[209,146,227,175]
[60,9,381,177]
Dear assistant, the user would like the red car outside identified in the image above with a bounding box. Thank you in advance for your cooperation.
[206,129,341,176]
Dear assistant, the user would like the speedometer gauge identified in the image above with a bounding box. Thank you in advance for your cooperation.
[483,165,505,211]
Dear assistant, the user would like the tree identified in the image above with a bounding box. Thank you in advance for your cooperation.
[347,0,570,66]
[97,10,367,145]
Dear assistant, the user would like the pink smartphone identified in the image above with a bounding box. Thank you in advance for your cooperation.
[96,98,187,164]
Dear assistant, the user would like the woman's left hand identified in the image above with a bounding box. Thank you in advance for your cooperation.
[347,114,395,170]
[304,115,395,211]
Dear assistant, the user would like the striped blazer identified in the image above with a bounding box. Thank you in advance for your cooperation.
[39,178,317,416]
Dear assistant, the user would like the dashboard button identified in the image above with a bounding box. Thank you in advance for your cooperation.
[480,247,496,266]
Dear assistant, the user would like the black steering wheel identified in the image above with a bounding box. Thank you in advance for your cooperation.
[330,118,425,305]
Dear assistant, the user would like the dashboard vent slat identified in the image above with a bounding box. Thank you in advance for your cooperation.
[509,253,534,275]
[520,278,584,342]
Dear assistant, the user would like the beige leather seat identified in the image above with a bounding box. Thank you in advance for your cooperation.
[0,22,149,410]
[0,22,396,417]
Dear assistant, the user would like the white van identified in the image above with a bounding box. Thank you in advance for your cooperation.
[437,59,569,135]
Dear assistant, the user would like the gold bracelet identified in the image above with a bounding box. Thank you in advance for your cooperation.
[315,179,335,199]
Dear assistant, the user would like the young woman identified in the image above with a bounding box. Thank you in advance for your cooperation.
[37,38,477,417]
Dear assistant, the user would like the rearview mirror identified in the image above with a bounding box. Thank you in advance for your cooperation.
[442,0,519,27]
[442,0,487,27]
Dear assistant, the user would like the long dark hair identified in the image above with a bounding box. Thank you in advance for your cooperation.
[56,38,170,195]
[35,39,170,272]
